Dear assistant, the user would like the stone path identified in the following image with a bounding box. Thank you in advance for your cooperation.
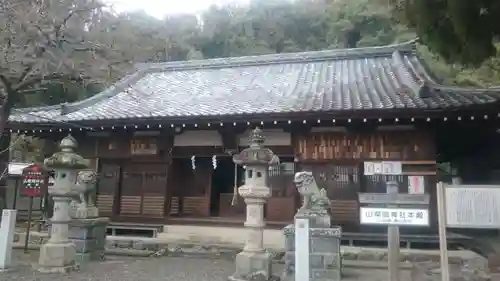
[2,250,412,281]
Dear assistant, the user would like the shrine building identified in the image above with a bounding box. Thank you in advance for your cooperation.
[7,41,500,239]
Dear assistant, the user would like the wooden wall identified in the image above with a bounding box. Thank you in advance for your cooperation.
[296,130,434,161]
[266,158,297,222]
[295,129,437,228]
[119,163,168,218]
[66,131,173,222]
[41,125,436,227]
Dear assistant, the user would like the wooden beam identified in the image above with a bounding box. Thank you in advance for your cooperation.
[218,127,245,153]
[346,123,377,135]
[158,129,175,162]
[96,131,132,159]
[403,171,436,176]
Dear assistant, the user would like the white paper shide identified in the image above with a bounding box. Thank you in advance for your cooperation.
[408,176,425,194]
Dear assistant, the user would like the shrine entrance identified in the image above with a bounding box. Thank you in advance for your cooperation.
[168,157,211,217]
[210,156,236,216]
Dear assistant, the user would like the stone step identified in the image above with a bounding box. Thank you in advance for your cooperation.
[14,231,481,265]
[161,225,284,249]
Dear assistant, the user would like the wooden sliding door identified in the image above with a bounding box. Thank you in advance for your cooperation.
[96,162,121,217]
[119,163,168,218]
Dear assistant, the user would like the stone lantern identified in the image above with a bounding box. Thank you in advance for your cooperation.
[230,127,279,281]
[38,135,89,273]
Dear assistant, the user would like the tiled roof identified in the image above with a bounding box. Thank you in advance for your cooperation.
[9,42,500,124]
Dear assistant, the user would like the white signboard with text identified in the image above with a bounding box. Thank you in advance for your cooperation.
[0,210,17,270]
[364,161,402,176]
[445,185,500,228]
[295,218,310,281]
[360,207,429,226]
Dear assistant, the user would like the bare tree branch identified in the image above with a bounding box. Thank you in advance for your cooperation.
[15,73,86,92]
[0,0,134,99]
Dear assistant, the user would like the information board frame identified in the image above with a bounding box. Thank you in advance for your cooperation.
[444,184,500,229]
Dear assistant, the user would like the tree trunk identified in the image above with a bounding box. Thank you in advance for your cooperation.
[0,103,11,211]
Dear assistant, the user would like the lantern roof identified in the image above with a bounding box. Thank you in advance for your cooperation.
[233,127,279,166]
[44,134,89,170]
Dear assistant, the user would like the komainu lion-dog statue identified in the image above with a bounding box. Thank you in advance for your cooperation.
[293,171,331,227]
[293,171,330,210]
[75,170,98,208]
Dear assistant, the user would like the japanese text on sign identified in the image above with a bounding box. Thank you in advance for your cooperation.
[21,164,46,197]
[445,185,500,228]
[364,161,402,176]
[360,207,429,226]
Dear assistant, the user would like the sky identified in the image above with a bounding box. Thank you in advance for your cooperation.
[106,0,250,19]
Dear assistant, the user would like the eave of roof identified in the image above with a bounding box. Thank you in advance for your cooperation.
[9,40,500,126]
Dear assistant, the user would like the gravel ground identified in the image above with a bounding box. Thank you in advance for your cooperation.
[1,250,411,281]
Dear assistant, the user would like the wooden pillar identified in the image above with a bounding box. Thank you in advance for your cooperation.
[159,129,174,218]
[387,181,401,281]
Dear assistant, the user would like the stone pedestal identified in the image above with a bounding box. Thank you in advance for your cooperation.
[71,205,99,220]
[38,197,76,273]
[230,251,274,281]
[283,170,342,281]
[283,224,342,281]
[294,208,331,228]
[229,197,274,281]
[38,242,76,273]
[69,217,109,262]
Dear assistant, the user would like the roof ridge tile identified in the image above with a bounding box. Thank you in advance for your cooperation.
[138,40,418,73]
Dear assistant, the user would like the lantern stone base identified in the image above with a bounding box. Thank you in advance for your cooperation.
[294,209,331,228]
[229,250,278,281]
[38,242,76,273]
[69,217,109,262]
[73,206,99,219]
[282,225,342,281]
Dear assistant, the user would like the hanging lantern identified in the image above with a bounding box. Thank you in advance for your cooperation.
[212,155,217,170]
[191,155,196,170]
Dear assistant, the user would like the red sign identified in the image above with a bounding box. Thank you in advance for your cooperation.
[21,164,47,197]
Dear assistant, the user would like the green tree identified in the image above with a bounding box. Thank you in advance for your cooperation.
[389,0,500,65]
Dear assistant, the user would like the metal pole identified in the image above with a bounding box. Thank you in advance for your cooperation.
[11,178,18,209]
[437,182,450,281]
[231,162,238,206]
[386,180,400,281]
[24,196,34,253]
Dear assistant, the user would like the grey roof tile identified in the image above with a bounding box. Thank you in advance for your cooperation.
[9,42,500,124]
